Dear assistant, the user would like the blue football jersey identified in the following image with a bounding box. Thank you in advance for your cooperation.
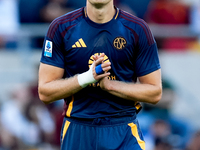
[40,7,161,119]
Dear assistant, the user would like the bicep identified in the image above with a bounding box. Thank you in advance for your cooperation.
[38,63,64,85]
[138,69,162,87]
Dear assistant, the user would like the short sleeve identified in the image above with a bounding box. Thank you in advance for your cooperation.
[135,23,161,77]
[40,20,65,69]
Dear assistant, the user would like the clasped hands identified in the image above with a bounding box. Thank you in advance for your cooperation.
[77,53,111,89]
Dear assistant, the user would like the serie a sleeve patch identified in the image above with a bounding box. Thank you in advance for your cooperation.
[44,40,53,57]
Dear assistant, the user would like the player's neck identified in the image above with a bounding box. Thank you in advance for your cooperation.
[86,1,115,24]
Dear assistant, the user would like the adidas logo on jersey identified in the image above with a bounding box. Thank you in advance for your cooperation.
[72,38,87,48]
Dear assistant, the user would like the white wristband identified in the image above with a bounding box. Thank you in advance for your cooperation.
[77,64,97,88]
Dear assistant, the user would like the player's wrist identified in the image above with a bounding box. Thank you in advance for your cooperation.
[77,64,97,88]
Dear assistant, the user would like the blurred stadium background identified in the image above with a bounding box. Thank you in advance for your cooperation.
[0,0,200,150]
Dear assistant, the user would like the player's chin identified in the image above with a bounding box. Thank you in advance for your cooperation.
[88,0,111,7]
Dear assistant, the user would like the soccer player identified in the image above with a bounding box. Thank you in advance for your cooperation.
[38,0,162,149]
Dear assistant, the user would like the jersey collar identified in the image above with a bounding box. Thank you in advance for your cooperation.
[84,6,119,28]
[84,6,119,20]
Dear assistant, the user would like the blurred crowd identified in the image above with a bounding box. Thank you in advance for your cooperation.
[0,0,200,150]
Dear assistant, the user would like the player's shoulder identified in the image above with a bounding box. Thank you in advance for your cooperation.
[118,9,155,45]
[51,7,84,26]
[118,9,150,30]
[47,7,84,39]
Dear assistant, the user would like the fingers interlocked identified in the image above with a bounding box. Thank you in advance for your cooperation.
[92,53,111,80]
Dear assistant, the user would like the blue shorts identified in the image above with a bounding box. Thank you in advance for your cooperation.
[60,116,145,150]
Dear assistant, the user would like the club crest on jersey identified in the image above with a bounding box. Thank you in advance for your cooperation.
[44,40,53,57]
[113,37,127,50]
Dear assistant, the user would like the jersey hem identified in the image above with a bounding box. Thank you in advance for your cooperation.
[64,114,137,127]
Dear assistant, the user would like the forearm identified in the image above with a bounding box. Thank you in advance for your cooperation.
[103,80,162,104]
[38,55,111,104]
[38,75,82,104]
